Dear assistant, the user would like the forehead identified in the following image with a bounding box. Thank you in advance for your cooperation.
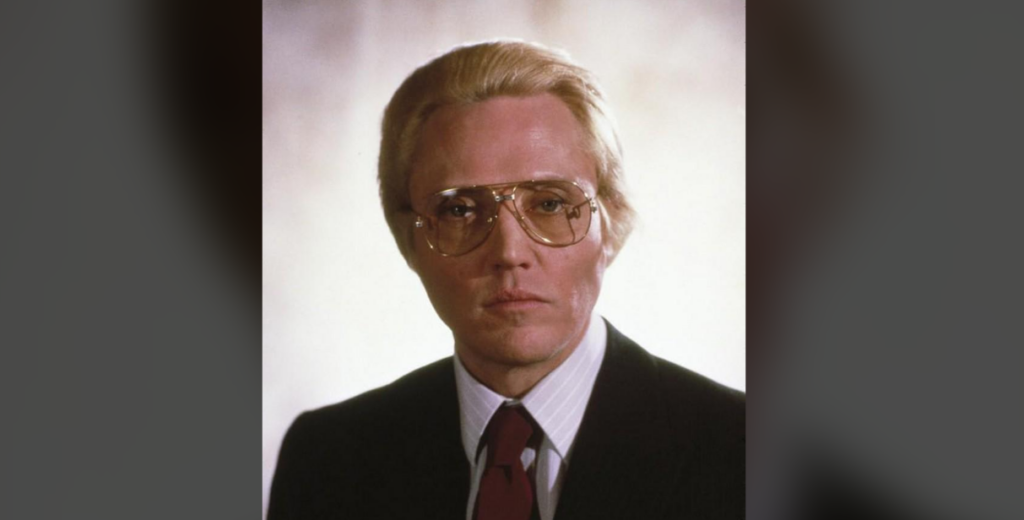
[408,94,596,198]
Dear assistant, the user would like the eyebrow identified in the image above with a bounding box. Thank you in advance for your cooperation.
[429,176,584,194]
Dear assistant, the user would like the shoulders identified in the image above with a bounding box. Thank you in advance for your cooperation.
[285,356,457,445]
[648,348,745,428]
[650,352,746,451]
[556,321,745,518]
[602,320,745,443]
[268,357,460,519]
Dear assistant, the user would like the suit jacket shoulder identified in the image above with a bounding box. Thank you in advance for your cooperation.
[267,357,470,520]
[552,320,745,520]
[640,328,745,451]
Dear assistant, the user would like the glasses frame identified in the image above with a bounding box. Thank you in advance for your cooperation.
[413,179,599,257]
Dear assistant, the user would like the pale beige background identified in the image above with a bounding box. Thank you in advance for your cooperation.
[263,1,744,515]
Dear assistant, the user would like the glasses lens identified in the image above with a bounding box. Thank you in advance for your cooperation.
[424,187,497,255]
[513,181,592,246]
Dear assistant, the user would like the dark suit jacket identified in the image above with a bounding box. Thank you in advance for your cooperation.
[268,320,745,519]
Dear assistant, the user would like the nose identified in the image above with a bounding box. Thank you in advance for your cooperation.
[483,201,534,270]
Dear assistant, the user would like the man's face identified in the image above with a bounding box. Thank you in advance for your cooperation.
[408,93,607,374]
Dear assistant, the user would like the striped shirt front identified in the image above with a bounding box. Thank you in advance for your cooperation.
[454,313,607,520]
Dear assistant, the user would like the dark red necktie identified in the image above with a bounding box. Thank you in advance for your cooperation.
[474,405,536,520]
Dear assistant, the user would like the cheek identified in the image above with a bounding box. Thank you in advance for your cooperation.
[556,244,606,311]
[419,261,474,308]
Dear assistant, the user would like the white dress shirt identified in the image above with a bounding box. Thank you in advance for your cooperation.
[454,313,607,520]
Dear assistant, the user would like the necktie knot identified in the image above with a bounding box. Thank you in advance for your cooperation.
[484,405,534,468]
[475,404,537,520]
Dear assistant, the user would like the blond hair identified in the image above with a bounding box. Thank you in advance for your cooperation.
[378,40,635,264]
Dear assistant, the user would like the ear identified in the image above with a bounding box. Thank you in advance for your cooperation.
[597,201,616,267]
[401,219,421,273]
[601,241,616,268]
[405,251,420,274]
[403,241,421,274]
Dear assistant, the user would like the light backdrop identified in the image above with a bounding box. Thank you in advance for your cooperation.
[263,1,744,515]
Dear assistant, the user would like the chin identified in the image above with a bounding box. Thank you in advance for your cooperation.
[464,322,569,367]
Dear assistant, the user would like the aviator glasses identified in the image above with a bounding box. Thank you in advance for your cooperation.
[414,179,598,257]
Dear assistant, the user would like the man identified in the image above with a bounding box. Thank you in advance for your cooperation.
[268,40,744,520]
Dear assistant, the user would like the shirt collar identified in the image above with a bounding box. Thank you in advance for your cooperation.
[454,312,607,464]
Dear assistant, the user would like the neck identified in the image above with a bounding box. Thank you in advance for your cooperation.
[456,322,589,398]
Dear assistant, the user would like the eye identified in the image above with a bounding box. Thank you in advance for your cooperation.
[534,197,565,213]
[447,205,473,217]
[436,199,477,219]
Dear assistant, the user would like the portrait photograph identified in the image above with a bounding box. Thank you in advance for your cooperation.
[263,1,745,518]
[7,1,1022,520]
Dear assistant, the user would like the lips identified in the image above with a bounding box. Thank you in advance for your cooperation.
[483,289,548,308]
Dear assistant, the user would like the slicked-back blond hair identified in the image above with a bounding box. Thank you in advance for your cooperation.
[378,40,635,265]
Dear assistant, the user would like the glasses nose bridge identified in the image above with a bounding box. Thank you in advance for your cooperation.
[488,185,522,220]
[485,186,533,241]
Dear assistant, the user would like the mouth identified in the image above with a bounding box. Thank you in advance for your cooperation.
[483,289,549,311]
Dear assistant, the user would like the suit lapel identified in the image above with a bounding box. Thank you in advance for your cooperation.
[381,359,470,519]
[553,321,693,520]
[419,370,471,518]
